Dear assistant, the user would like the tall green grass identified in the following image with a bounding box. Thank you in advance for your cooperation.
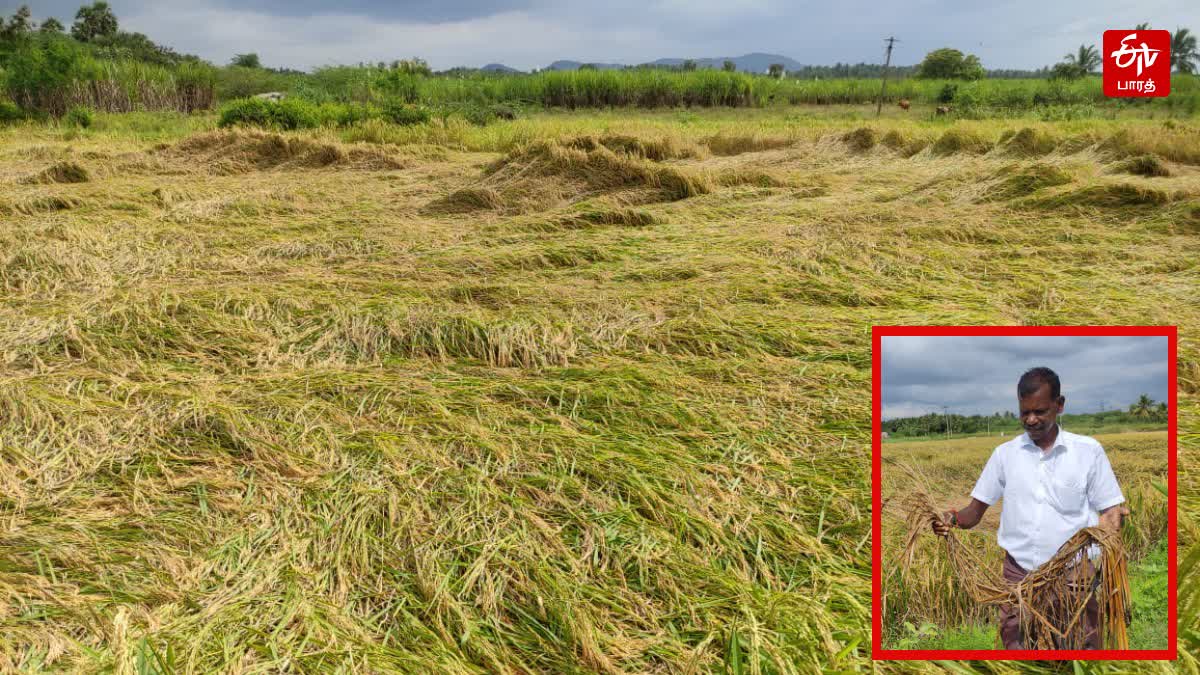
[9,46,1200,116]
[3,35,215,114]
[214,65,1200,113]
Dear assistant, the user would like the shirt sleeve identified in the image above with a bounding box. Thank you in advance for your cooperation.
[970,446,1005,505]
[1088,445,1125,512]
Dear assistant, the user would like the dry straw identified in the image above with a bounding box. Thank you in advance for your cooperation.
[899,488,1130,650]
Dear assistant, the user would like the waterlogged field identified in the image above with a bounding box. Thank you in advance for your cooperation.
[881,432,1172,650]
[1,109,1199,673]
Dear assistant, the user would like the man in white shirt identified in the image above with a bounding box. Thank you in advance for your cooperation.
[931,366,1130,649]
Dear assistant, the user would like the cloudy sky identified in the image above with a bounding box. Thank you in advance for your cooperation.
[880,335,1170,420]
[16,1,1200,72]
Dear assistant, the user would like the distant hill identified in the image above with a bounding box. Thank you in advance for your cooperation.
[544,60,625,71]
[648,53,805,73]
[479,54,1049,78]
[540,53,805,74]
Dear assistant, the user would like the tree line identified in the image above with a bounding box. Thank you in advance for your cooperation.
[882,396,1170,438]
[0,2,202,67]
[3,4,1199,118]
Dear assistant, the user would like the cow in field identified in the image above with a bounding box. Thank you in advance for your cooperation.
[897,99,910,111]
[936,105,951,115]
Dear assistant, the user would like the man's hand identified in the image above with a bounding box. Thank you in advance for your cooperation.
[932,510,955,537]
[1099,505,1130,532]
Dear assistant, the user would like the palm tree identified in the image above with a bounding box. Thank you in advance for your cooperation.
[1172,27,1199,74]
[1129,394,1155,418]
[1063,44,1101,73]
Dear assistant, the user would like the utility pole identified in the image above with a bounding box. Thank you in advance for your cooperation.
[943,405,950,440]
[876,36,897,118]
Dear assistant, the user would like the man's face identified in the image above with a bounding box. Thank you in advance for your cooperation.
[1019,382,1064,443]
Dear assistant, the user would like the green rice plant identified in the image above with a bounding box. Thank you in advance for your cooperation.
[930,127,993,155]
[1112,154,1171,178]
[841,127,877,152]
[996,127,1058,156]
[978,162,1073,202]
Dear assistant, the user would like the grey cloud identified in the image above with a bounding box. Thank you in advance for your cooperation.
[881,335,1170,419]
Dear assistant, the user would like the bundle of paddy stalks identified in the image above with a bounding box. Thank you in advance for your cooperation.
[900,490,1130,650]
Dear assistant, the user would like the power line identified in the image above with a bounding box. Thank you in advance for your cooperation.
[876,36,898,118]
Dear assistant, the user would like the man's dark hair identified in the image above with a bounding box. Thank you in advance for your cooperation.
[1018,366,1061,400]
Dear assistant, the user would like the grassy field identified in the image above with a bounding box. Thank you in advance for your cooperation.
[0,109,1198,673]
[881,432,1172,650]
[884,422,1169,443]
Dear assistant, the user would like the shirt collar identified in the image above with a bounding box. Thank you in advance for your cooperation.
[1021,424,1068,454]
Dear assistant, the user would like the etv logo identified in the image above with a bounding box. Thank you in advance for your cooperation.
[1103,30,1170,97]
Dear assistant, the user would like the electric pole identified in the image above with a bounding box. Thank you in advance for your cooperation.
[943,405,950,440]
[877,36,897,118]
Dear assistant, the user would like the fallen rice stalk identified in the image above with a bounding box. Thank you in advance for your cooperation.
[900,489,1130,650]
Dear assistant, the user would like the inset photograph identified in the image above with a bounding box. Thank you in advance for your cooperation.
[872,326,1176,660]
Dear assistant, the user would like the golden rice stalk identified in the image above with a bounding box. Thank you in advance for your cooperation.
[900,488,1130,649]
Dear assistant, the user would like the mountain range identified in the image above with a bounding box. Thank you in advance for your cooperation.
[486,53,807,74]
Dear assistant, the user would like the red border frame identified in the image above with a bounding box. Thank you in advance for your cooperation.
[871,325,1177,661]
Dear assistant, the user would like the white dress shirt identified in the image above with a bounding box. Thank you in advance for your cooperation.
[970,426,1125,572]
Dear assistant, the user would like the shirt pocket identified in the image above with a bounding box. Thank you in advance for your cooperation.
[1050,475,1087,515]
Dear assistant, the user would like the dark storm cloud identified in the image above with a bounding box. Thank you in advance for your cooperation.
[189,0,543,22]
[16,1,1200,72]
[880,335,1170,420]
[16,0,540,22]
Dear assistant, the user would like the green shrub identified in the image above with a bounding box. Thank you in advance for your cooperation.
[272,99,322,129]
[377,71,421,103]
[953,86,979,108]
[213,65,299,101]
[218,97,320,130]
[380,100,431,126]
[325,102,374,127]
[64,105,93,128]
[0,100,24,124]
[448,102,508,126]
[937,83,958,104]
[2,34,95,114]
[218,97,271,127]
